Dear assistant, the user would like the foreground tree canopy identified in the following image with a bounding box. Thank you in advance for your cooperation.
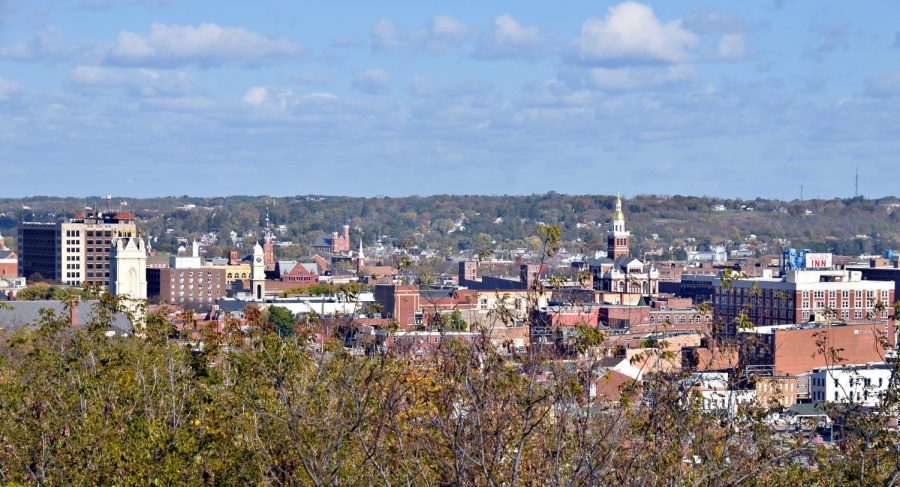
[0,297,899,485]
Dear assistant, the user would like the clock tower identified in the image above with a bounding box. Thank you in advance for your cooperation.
[251,241,266,301]
[607,193,631,259]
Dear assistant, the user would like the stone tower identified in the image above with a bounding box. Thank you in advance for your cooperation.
[251,241,266,301]
[607,193,631,259]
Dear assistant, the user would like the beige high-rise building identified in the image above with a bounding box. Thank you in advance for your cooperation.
[58,210,137,287]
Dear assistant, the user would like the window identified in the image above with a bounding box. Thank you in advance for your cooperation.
[835,391,839,401]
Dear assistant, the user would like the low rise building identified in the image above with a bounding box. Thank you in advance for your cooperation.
[153,267,227,311]
[740,321,894,377]
[809,364,891,406]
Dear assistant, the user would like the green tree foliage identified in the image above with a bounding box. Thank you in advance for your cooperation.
[15,284,88,301]
[267,305,296,338]
[0,293,898,484]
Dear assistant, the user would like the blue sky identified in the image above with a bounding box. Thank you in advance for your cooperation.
[1,0,899,199]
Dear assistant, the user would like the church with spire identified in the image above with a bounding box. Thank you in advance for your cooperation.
[589,194,659,303]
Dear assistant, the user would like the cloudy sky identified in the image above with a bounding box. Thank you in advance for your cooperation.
[1,1,899,198]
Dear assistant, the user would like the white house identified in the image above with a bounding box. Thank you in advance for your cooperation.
[809,365,891,407]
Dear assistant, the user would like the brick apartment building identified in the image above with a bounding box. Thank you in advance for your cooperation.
[713,269,894,335]
[148,267,227,311]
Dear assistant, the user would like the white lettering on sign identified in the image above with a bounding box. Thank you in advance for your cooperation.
[804,253,832,269]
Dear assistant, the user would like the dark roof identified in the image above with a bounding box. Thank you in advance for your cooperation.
[312,236,336,248]
[419,289,455,299]
[0,300,132,334]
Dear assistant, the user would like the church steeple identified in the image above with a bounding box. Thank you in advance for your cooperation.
[607,193,630,259]
[251,241,266,301]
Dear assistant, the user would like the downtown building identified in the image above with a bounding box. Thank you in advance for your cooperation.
[713,268,894,335]
[19,210,137,287]
[146,241,227,311]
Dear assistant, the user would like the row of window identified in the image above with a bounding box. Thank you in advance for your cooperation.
[806,290,888,299]
[649,315,712,324]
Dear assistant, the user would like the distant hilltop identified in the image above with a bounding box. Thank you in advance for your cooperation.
[1,194,899,260]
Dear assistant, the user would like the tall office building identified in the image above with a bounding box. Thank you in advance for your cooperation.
[18,209,137,287]
[18,222,60,281]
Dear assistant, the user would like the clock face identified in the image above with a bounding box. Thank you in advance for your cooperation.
[255,257,262,263]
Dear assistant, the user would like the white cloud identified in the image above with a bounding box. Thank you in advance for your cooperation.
[572,1,699,64]
[243,86,269,106]
[242,86,338,113]
[419,15,469,54]
[371,16,469,55]
[715,33,748,61]
[0,27,81,62]
[70,65,193,96]
[475,14,544,61]
[583,65,696,92]
[106,23,303,67]
[352,68,391,95]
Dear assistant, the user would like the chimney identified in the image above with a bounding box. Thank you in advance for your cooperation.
[69,298,79,327]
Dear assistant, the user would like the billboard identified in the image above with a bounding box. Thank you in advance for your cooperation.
[804,253,832,269]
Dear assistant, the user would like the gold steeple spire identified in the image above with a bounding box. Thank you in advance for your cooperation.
[614,192,624,221]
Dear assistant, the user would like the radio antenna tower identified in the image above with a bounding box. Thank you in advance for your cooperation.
[854,166,859,198]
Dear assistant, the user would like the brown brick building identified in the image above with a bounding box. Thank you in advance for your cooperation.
[155,267,227,311]
[714,269,894,334]
[740,321,894,376]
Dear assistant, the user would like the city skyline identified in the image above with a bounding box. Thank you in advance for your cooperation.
[1,1,899,198]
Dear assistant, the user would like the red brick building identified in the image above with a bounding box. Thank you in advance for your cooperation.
[312,225,351,254]
[374,284,421,328]
[0,249,16,277]
[156,267,227,311]
[740,321,895,376]
[714,269,894,334]
[282,263,319,287]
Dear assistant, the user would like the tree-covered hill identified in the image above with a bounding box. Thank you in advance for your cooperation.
[2,193,899,257]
